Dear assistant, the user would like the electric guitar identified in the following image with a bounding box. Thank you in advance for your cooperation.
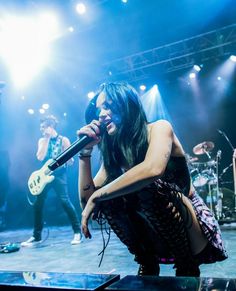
[28,159,55,195]
[28,133,94,195]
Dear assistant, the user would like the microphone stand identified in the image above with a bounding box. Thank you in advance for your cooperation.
[218,129,235,152]
[219,163,233,180]
[215,151,222,220]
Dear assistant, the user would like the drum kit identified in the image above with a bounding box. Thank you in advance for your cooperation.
[187,141,236,222]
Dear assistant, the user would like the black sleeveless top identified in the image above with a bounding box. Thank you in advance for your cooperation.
[161,156,191,197]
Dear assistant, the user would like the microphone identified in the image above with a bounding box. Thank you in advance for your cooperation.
[217,129,223,135]
[48,123,105,171]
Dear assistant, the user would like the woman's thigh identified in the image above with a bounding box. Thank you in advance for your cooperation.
[181,195,208,255]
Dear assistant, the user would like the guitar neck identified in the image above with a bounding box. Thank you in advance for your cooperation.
[48,135,93,171]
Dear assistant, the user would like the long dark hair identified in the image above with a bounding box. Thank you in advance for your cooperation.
[85,82,148,183]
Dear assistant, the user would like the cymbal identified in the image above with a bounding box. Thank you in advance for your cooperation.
[193,141,214,155]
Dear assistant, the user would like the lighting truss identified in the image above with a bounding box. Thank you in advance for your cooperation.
[103,23,236,82]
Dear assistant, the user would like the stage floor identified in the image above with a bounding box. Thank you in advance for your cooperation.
[0,224,235,278]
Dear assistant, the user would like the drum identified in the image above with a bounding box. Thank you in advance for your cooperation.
[190,160,217,188]
[192,172,209,188]
[205,160,216,167]
[202,169,217,185]
[190,162,208,188]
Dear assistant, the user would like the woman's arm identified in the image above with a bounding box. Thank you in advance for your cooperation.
[77,120,105,209]
[79,160,107,209]
[93,120,174,201]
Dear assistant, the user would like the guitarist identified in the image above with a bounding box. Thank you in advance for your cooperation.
[21,115,82,246]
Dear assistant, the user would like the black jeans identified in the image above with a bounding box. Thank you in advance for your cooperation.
[33,175,80,240]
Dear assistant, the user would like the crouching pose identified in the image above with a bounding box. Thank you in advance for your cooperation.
[77,82,227,276]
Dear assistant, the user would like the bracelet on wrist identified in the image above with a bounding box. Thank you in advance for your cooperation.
[78,154,91,159]
[78,147,93,158]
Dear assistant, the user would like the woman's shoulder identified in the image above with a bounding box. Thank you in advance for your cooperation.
[147,120,174,143]
[148,119,173,131]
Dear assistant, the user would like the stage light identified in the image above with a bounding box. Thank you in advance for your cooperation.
[230,55,236,62]
[68,26,74,32]
[140,84,170,122]
[87,91,95,99]
[0,13,59,88]
[207,56,236,104]
[28,109,34,115]
[193,65,201,72]
[76,3,86,15]
[38,12,59,38]
[140,85,146,91]
[39,108,45,114]
[121,0,128,3]
[189,72,196,79]
[63,112,67,117]
[42,103,50,110]
[152,84,158,93]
